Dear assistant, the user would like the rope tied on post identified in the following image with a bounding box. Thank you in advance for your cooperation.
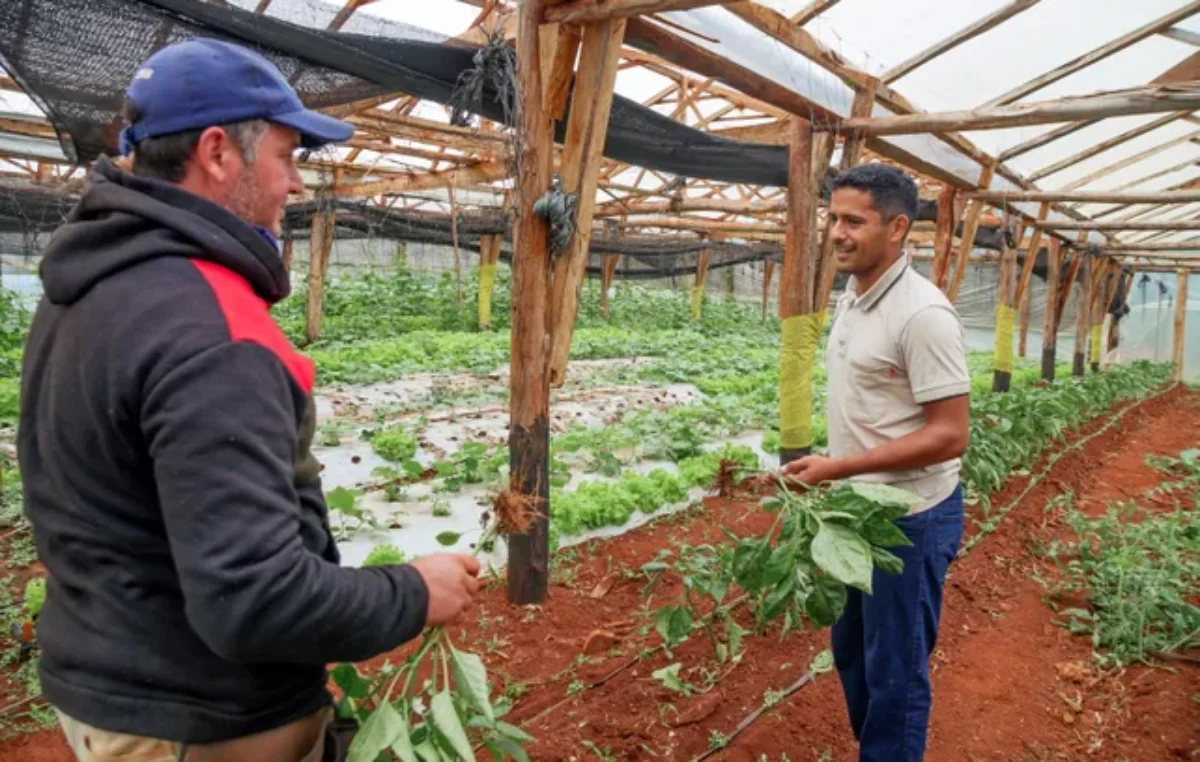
[533,175,578,255]
[449,30,518,127]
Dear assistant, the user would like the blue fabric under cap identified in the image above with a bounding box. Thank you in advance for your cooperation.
[118,38,353,155]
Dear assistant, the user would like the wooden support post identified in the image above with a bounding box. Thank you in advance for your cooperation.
[691,249,712,321]
[507,0,555,606]
[726,265,736,300]
[930,184,957,291]
[1018,283,1032,358]
[1173,268,1189,382]
[993,229,1018,392]
[281,233,294,274]
[1088,260,1109,372]
[449,184,464,314]
[304,202,335,345]
[547,17,627,388]
[1073,255,1093,377]
[477,235,502,330]
[947,161,997,303]
[599,253,619,321]
[817,81,877,311]
[779,116,826,465]
[762,260,775,321]
[1040,239,1062,381]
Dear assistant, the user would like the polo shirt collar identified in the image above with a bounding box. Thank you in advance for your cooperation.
[849,254,908,312]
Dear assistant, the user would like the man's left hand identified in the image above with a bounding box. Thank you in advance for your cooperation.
[780,455,844,486]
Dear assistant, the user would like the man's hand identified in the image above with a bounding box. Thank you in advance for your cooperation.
[410,554,481,627]
[780,455,844,486]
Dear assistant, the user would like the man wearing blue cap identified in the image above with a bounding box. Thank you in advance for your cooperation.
[18,39,481,762]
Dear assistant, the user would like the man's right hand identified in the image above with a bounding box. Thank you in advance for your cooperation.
[409,554,482,627]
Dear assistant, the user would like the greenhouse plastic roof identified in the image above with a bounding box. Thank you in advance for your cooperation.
[3,0,1200,261]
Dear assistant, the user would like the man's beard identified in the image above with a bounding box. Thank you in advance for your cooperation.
[227,171,271,233]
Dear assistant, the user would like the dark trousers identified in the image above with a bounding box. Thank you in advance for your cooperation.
[831,484,964,762]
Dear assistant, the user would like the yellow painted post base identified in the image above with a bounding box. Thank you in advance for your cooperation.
[779,312,826,464]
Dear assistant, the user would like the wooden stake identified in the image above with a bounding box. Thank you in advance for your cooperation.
[547,17,628,388]
[1040,238,1062,381]
[762,260,775,321]
[281,234,294,274]
[1173,268,1189,382]
[930,184,957,291]
[947,161,997,303]
[507,0,554,606]
[599,253,619,321]
[1089,260,1109,372]
[993,230,1018,392]
[1073,255,1093,377]
[691,249,712,321]
[449,183,464,314]
[304,202,335,345]
[781,117,815,319]
[1018,280,1032,358]
[1013,202,1050,310]
[779,117,823,465]
[477,235,502,330]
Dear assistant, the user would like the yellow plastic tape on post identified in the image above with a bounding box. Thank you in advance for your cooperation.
[690,285,703,321]
[1091,324,1102,362]
[477,263,497,329]
[779,312,826,451]
[994,304,1017,374]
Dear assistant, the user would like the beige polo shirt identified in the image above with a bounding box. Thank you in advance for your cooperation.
[826,254,970,514]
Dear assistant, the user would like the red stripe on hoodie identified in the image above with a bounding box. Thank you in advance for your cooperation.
[191,259,315,393]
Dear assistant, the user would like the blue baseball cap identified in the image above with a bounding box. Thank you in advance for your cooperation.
[118,38,354,155]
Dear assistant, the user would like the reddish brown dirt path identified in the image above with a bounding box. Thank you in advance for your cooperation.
[2,386,1198,762]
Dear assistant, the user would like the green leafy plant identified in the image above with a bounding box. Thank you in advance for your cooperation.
[1044,497,1200,667]
[649,480,919,660]
[362,545,409,567]
[370,424,420,464]
[336,520,533,762]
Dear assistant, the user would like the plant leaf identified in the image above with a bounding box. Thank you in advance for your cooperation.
[392,713,419,762]
[494,721,534,744]
[331,663,372,701]
[436,531,462,547]
[804,574,848,628]
[809,649,835,675]
[811,523,874,593]
[347,700,405,762]
[652,663,689,694]
[451,648,495,724]
[847,482,921,513]
[430,690,476,762]
[870,546,905,576]
[861,519,913,548]
[414,739,443,762]
[761,544,795,589]
[489,736,532,762]
[327,486,363,516]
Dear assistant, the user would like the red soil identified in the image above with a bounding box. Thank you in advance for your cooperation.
[2,387,1198,762]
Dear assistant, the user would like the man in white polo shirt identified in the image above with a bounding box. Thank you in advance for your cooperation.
[782,164,970,762]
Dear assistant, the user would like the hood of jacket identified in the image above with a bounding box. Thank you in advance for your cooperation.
[39,156,290,306]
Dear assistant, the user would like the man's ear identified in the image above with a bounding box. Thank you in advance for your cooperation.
[889,213,912,244]
[190,126,240,185]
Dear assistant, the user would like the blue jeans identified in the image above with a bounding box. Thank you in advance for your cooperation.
[831,484,965,762]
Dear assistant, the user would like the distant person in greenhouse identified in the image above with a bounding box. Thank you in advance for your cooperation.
[17,39,480,762]
[781,163,970,762]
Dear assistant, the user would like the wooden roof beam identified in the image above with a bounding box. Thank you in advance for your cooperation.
[882,0,1041,85]
[1038,219,1200,231]
[1060,129,1200,192]
[984,1,1200,108]
[997,119,1099,162]
[543,0,734,24]
[838,82,1200,136]
[1161,26,1200,47]
[1028,110,1190,183]
[966,189,1200,204]
[332,159,512,198]
[790,0,842,26]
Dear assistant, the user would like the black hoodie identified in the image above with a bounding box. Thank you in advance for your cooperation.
[17,157,429,743]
